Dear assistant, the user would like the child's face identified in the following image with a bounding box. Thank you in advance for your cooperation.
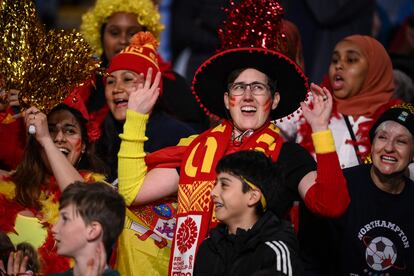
[102,12,143,62]
[52,203,89,257]
[211,172,254,226]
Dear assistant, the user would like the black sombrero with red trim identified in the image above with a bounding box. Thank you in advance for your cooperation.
[191,47,309,121]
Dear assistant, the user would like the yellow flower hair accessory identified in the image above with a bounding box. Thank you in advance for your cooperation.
[80,0,164,57]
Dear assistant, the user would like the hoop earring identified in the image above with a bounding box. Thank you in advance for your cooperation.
[77,150,85,166]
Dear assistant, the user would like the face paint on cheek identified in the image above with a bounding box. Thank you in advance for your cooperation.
[263,98,272,112]
[74,139,82,154]
[229,96,237,107]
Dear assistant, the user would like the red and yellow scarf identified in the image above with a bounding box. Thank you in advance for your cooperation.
[167,120,284,275]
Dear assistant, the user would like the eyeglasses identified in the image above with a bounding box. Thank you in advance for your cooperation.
[228,81,270,96]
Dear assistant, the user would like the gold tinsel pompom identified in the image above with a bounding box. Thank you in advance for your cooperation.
[0,0,100,112]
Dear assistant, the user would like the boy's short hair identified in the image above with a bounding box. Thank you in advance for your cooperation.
[59,181,126,255]
[215,150,282,214]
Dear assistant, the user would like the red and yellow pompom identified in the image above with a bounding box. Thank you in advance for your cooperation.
[130,31,160,49]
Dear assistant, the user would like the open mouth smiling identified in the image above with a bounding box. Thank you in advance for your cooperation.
[58,148,70,156]
[241,106,257,113]
[113,98,128,107]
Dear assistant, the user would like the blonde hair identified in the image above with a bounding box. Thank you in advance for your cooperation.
[80,0,164,57]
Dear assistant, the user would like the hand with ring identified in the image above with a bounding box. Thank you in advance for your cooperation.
[24,107,50,144]
[25,109,39,135]
[300,83,333,132]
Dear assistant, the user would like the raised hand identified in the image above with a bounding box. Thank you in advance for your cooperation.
[8,89,20,108]
[0,88,20,111]
[0,251,30,276]
[24,106,51,146]
[300,83,333,132]
[127,67,162,115]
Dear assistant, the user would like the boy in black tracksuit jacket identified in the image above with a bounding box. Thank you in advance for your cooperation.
[194,150,302,276]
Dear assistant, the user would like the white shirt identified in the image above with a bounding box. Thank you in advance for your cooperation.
[329,114,372,169]
[295,114,372,169]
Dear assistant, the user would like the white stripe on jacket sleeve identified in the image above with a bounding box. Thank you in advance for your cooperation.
[265,240,292,276]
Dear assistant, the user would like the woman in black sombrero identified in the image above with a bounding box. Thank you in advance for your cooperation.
[116,1,348,274]
[116,45,350,274]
